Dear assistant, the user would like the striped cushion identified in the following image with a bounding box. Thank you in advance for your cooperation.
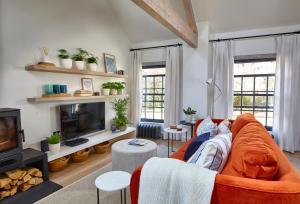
[196,117,218,137]
[187,133,232,172]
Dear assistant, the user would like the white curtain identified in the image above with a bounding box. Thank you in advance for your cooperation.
[164,46,182,140]
[129,50,142,127]
[273,34,300,152]
[211,41,235,118]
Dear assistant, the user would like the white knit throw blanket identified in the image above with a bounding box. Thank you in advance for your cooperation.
[138,157,217,204]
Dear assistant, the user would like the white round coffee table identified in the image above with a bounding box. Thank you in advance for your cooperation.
[164,127,188,157]
[112,139,157,173]
[95,171,131,204]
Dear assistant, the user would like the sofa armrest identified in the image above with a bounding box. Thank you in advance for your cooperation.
[130,166,142,204]
[212,174,300,204]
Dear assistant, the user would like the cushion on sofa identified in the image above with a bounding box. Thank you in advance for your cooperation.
[218,119,231,134]
[196,116,218,137]
[231,113,259,138]
[226,123,279,180]
[188,133,232,172]
[184,132,210,161]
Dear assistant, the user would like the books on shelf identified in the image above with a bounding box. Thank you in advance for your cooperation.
[74,90,93,97]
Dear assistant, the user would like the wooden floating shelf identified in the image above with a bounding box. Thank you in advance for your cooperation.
[27,94,129,103]
[25,65,128,78]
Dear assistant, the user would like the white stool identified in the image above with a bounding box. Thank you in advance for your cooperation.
[95,171,131,204]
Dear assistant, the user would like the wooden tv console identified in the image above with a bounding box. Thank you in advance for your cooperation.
[26,127,136,186]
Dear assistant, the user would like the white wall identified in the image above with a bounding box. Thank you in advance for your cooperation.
[131,22,210,119]
[210,24,300,56]
[0,0,130,145]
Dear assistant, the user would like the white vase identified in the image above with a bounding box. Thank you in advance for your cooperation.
[102,88,110,96]
[73,61,85,70]
[49,143,61,154]
[59,58,72,69]
[87,63,98,71]
[110,89,117,95]
[117,89,124,95]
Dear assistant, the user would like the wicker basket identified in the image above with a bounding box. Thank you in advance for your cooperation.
[71,148,90,163]
[48,155,70,172]
[94,141,110,154]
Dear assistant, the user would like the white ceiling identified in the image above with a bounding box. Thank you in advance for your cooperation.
[110,0,300,44]
[110,0,177,44]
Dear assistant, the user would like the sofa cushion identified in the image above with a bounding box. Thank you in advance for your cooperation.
[231,113,259,138]
[188,133,232,172]
[225,123,279,180]
[218,119,231,134]
[184,132,210,161]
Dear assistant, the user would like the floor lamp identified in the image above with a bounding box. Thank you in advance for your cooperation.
[206,78,222,117]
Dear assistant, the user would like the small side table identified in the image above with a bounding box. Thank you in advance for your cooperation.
[164,128,188,158]
[95,171,131,204]
[180,120,196,138]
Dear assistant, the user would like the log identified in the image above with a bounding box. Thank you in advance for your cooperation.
[3,183,11,190]
[22,174,32,183]
[25,167,43,178]
[19,183,33,192]
[0,190,10,200]
[28,177,43,186]
[5,169,26,180]
[0,175,11,188]
[10,186,17,196]
[11,179,18,186]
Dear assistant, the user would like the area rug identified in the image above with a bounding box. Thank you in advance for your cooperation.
[35,143,169,204]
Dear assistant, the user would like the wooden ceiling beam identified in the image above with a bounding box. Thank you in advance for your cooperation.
[132,0,198,48]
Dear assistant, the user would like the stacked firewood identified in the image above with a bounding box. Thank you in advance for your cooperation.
[0,167,43,200]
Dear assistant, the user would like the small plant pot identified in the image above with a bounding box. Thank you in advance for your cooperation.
[119,125,127,132]
[73,61,85,70]
[110,89,117,95]
[102,88,110,96]
[117,89,124,95]
[185,115,192,123]
[59,58,72,69]
[49,143,61,154]
[87,63,98,71]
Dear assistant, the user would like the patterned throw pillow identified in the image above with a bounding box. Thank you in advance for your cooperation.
[218,119,231,134]
[196,117,218,137]
[187,133,232,172]
[184,132,210,161]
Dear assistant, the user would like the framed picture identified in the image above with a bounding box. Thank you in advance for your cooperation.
[81,78,94,92]
[104,53,117,73]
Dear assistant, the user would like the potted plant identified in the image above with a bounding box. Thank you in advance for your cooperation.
[58,49,72,69]
[72,48,88,70]
[110,82,118,95]
[86,55,99,71]
[115,82,126,95]
[47,132,61,154]
[183,107,197,123]
[102,82,111,96]
[112,98,129,131]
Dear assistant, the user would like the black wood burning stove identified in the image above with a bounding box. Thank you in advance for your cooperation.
[0,108,25,173]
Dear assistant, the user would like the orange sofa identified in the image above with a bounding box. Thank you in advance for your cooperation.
[130,114,300,204]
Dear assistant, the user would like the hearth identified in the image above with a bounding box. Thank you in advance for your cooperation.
[0,108,25,173]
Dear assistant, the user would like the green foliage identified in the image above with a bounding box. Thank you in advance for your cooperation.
[86,56,99,64]
[101,82,125,90]
[114,82,126,90]
[111,98,129,129]
[183,107,197,115]
[57,49,70,59]
[102,82,113,89]
[72,48,89,61]
[47,132,61,144]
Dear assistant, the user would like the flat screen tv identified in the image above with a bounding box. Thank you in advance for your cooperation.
[60,102,105,142]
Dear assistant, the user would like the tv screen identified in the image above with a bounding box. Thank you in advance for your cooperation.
[60,102,105,141]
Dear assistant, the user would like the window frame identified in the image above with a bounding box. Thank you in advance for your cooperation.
[141,63,166,123]
[233,58,276,130]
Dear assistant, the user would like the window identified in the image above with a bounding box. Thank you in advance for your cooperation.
[141,63,165,122]
[233,57,276,129]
